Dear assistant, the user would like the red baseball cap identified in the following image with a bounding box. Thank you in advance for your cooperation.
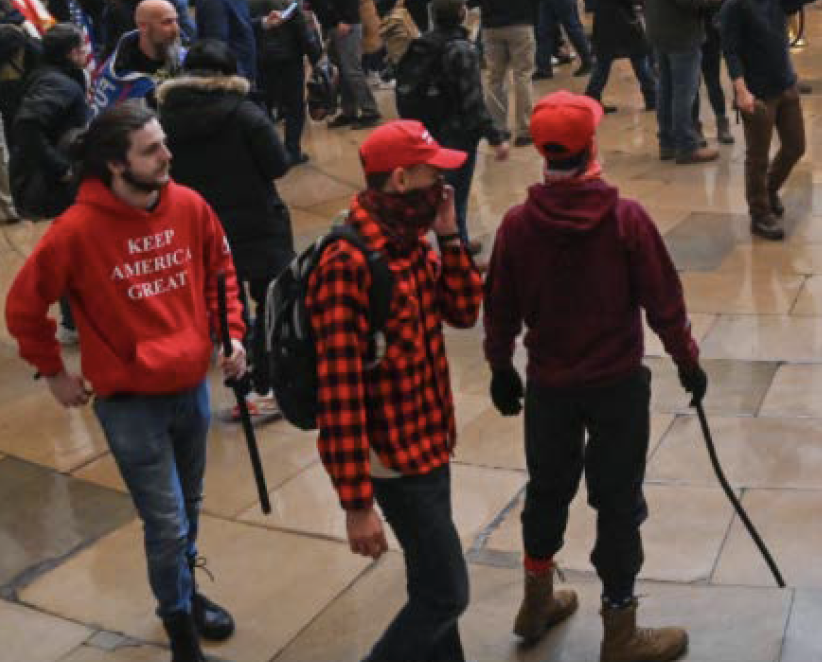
[530,90,604,159]
[359,120,467,174]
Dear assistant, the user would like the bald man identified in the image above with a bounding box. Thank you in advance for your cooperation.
[90,0,186,116]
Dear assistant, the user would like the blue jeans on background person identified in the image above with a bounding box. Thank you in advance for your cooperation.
[171,0,197,42]
[443,141,479,245]
[535,0,591,72]
[586,54,657,106]
[656,49,702,154]
[364,465,469,662]
[94,381,211,618]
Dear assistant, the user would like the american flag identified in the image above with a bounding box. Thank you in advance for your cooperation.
[68,0,98,78]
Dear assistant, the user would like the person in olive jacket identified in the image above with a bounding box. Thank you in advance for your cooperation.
[584,0,656,113]
[158,39,293,403]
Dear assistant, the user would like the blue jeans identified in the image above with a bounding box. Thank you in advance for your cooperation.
[535,0,591,72]
[443,140,479,244]
[586,54,657,105]
[656,49,702,153]
[365,465,469,662]
[171,0,196,42]
[94,381,211,618]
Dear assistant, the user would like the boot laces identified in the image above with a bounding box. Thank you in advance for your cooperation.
[191,556,215,583]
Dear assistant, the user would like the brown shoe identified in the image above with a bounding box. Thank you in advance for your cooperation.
[513,570,578,642]
[600,599,688,662]
[675,146,719,164]
[751,213,785,241]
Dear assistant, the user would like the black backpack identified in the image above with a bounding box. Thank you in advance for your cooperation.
[306,58,339,121]
[394,33,452,132]
[265,217,394,431]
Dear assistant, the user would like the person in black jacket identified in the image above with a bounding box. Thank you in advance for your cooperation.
[584,0,656,113]
[10,22,89,219]
[158,39,293,405]
[251,0,321,165]
[428,0,509,252]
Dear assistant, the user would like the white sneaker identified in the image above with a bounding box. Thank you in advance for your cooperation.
[56,326,79,345]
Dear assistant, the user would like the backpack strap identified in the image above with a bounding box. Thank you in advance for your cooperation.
[324,217,395,368]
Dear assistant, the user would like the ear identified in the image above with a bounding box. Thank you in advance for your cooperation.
[108,160,126,178]
[386,167,407,193]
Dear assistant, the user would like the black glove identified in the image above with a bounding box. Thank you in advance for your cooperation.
[678,364,708,406]
[490,366,524,416]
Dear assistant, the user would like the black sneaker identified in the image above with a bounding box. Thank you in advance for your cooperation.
[327,114,355,128]
[193,591,235,641]
[751,214,785,241]
[350,114,382,130]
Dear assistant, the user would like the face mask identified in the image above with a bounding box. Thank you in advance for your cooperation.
[360,179,445,250]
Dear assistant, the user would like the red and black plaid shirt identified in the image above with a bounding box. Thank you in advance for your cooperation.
[306,197,483,510]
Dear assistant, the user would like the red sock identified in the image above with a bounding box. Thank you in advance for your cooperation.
[524,555,554,576]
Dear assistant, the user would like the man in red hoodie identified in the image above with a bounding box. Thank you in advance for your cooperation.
[5,102,246,662]
[483,90,707,662]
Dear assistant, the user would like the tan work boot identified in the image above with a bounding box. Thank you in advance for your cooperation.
[513,570,578,642]
[600,598,688,662]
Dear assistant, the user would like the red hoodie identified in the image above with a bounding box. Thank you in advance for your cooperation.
[5,178,246,397]
[484,179,698,388]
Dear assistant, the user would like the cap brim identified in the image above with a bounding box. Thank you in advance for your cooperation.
[426,147,468,170]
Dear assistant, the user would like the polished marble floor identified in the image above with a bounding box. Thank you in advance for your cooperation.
[3,10,822,661]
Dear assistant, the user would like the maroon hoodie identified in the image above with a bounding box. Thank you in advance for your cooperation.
[483,179,698,388]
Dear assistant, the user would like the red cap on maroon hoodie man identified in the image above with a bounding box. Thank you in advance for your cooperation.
[529,90,604,163]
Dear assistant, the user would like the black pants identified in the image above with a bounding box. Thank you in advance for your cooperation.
[238,276,275,395]
[259,58,306,159]
[522,366,651,601]
[366,465,468,662]
[693,19,727,123]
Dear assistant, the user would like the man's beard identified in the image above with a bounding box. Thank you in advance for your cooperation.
[122,165,168,193]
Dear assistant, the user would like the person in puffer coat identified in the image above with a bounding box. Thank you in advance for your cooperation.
[158,39,292,405]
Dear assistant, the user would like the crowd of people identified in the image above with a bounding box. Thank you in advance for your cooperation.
[0,0,814,659]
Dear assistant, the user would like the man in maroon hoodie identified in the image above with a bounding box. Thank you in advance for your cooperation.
[483,90,707,662]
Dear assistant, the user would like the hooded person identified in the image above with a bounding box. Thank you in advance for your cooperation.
[483,90,707,662]
[157,38,292,412]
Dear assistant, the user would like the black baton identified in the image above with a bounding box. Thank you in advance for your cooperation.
[694,401,784,587]
[217,272,271,514]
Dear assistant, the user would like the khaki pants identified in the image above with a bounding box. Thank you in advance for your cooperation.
[0,112,16,222]
[483,25,535,140]
[742,85,805,219]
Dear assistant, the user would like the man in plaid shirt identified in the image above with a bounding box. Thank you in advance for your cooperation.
[307,120,483,662]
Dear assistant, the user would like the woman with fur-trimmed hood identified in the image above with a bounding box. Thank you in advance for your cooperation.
[158,38,292,406]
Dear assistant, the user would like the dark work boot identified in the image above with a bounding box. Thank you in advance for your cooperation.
[751,213,785,241]
[190,558,235,641]
[163,612,205,662]
[769,189,785,217]
[717,116,734,145]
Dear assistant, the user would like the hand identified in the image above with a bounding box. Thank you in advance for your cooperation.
[678,363,708,406]
[346,508,388,559]
[264,10,283,27]
[490,366,524,416]
[336,22,352,37]
[494,141,510,161]
[432,184,458,237]
[735,87,756,115]
[46,371,92,407]
[218,338,247,380]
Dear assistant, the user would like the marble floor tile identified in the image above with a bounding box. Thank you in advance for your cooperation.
[679,272,805,315]
[760,364,822,418]
[485,483,735,583]
[276,166,358,210]
[791,274,822,315]
[643,314,716,357]
[645,357,778,416]
[718,243,822,274]
[239,462,525,552]
[0,598,91,662]
[0,458,134,587]
[0,390,109,473]
[74,419,319,519]
[713,489,822,588]
[647,415,822,489]
[455,399,526,471]
[781,589,822,662]
[664,212,750,271]
[59,644,170,662]
[277,556,791,662]
[700,315,822,362]
[20,517,371,662]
